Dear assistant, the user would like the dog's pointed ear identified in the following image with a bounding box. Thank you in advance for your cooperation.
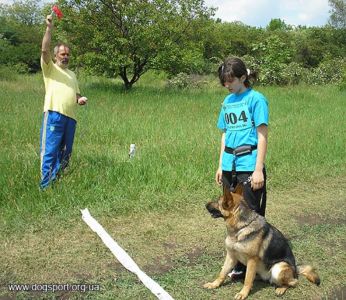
[233,183,244,196]
[223,181,232,198]
[222,182,234,209]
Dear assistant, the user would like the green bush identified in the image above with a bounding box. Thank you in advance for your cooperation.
[281,62,307,85]
[166,72,211,89]
[258,61,287,85]
[306,58,345,85]
[0,65,17,81]
[167,72,190,89]
[202,56,223,74]
[338,65,346,91]
[239,56,345,87]
[241,54,260,71]
[12,62,29,74]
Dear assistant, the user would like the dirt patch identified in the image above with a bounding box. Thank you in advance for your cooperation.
[294,213,345,226]
[1,291,84,300]
[103,261,125,273]
[144,256,175,275]
[56,292,73,300]
[144,246,206,275]
[71,272,93,281]
[327,285,346,300]
[186,247,205,266]
[0,295,15,300]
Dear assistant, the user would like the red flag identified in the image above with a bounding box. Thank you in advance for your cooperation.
[52,5,63,19]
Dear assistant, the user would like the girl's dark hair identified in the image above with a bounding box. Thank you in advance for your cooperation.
[218,57,257,88]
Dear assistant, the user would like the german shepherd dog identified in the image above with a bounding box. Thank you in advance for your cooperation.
[204,183,320,300]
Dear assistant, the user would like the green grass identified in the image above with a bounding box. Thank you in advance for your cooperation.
[0,72,345,299]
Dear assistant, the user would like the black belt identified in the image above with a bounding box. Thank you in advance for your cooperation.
[224,145,257,156]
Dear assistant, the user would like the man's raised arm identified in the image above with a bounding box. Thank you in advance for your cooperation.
[41,15,53,64]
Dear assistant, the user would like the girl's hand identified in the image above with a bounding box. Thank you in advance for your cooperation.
[215,167,222,185]
[251,169,264,190]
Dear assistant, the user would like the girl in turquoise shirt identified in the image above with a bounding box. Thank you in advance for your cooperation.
[215,57,269,279]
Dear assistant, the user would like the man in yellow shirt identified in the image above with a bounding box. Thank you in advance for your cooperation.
[40,14,87,189]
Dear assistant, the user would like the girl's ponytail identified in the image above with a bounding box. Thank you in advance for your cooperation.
[245,68,258,87]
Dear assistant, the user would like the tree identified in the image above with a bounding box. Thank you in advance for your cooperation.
[201,20,265,74]
[57,0,213,89]
[1,0,42,26]
[251,34,294,84]
[328,0,346,28]
[0,0,42,72]
[266,18,292,31]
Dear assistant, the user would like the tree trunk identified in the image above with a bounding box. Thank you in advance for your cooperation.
[119,66,133,90]
[124,81,133,90]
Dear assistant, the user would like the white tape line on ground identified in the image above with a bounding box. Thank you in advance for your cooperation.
[81,208,174,300]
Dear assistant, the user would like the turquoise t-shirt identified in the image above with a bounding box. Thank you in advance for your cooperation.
[217,88,269,172]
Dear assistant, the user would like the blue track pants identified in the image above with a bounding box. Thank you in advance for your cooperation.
[40,111,76,189]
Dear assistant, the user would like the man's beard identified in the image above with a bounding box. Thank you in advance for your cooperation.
[58,58,69,68]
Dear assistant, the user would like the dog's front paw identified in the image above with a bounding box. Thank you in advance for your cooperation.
[234,290,249,300]
[203,281,220,289]
[275,286,288,296]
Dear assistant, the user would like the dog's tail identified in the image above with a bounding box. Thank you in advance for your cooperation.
[297,265,320,286]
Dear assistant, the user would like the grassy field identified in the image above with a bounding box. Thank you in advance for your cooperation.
[0,72,345,300]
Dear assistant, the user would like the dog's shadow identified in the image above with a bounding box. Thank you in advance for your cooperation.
[222,278,270,297]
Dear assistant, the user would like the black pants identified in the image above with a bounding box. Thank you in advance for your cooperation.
[222,169,267,273]
[222,169,266,216]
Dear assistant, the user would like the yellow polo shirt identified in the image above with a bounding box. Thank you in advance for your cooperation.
[41,57,80,120]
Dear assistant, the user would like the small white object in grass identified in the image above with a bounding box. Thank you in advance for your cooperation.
[129,143,136,158]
